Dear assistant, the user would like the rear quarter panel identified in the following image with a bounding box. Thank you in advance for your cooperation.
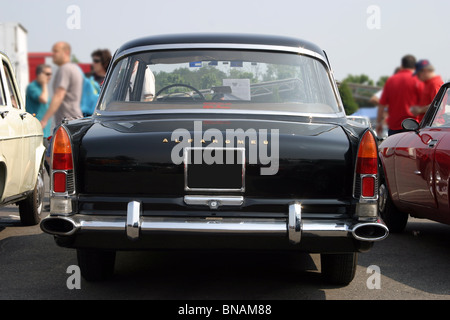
[0,106,24,200]
[21,115,44,193]
[433,133,450,224]
[378,133,404,202]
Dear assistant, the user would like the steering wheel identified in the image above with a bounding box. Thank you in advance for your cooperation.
[155,84,205,100]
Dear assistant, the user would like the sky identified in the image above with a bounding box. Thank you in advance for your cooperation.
[1,0,450,83]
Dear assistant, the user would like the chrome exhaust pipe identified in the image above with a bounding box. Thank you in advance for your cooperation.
[40,217,78,236]
[352,222,389,241]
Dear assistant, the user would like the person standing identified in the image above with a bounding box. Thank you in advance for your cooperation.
[40,41,83,130]
[371,67,400,137]
[26,64,53,139]
[376,55,423,136]
[410,59,444,122]
[91,49,112,86]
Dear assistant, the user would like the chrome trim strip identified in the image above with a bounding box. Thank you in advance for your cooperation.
[184,195,244,208]
[42,214,387,242]
[141,217,285,234]
[126,201,141,240]
[79,218,124,232]
[288,203,301,244]
[0,137,19,142]
[96,108,346,119]
[302,219,352,237]
[116,43,328,64]
[0,134,43,142]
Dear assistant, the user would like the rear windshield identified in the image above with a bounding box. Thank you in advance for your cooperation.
[99,49,342,115]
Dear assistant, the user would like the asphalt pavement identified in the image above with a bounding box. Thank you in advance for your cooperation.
[0,174,449,300]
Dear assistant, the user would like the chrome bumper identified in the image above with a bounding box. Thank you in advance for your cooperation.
[41,202,389,243]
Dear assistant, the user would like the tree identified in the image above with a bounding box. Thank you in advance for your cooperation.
[343,74,382,108]
[201,73,221,89]
[376,76,389,87]
[343,74,374,86]
[71,55,79,63]
[338,82,358,115]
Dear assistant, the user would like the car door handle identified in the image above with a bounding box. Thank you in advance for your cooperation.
[428,139,438,148]
[1,111,9,118]
[20,113,27,120]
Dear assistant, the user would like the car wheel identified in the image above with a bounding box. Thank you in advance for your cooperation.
[379,183,408,233]
[320,252,357,285]
[18,165,45,226]
[77,249,116,281]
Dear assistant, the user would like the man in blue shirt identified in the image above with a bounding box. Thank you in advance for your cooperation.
[26,64,52,138]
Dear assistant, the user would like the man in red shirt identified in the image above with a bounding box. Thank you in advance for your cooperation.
[410,59,444,122]
[377,55,423,136]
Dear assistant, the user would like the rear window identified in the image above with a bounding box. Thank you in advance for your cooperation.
[99,49,342,116]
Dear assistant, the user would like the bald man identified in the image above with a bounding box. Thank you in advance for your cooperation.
[40,41,83,129]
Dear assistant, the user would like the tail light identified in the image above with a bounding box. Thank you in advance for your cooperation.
[52,126,73,193]
[355,130,378,200]
[50,126,75,215]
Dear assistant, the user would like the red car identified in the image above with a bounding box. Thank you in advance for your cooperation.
[379,82,450,232]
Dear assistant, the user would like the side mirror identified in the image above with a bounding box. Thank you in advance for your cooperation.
[402,118,420,132]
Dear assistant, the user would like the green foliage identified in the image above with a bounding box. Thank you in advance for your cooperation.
[343,74,374,86]
[71,55,79,63]
[155,67,227,93]
[341,73,387,110]
[154,64,293,94]
[338,82,358,115]
[376,76,389,87]
[263,65,298,82]
[344,73,389,88]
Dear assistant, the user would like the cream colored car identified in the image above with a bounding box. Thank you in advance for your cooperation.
[0,52,46,225]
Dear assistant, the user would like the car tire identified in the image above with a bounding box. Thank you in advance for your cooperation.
[379,182,408,233]
[18,165,45,226]
[77,249,116,281]
[320,252,357,285]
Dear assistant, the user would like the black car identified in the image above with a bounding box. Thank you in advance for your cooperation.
[40,34,388,285]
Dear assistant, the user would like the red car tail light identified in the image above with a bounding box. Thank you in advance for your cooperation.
[52,127,73,171]
[361,176,376,198]
[51,126,74,194]
[53,172,67,193]
[355,131,378,199]
[50,126,76,215]
[356,131,377,175]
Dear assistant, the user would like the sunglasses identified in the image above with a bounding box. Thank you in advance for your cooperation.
[93,58,102,64]
[44,72,52,76]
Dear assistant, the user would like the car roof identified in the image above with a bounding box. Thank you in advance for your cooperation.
[116,33,326,58]
[0,51,9,60]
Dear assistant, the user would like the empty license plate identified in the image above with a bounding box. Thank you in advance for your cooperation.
[184,147,245,191]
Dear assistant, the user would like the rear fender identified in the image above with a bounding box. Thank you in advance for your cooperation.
[378,142,399,203]
[34,142,46,176]
[0,158,6,201]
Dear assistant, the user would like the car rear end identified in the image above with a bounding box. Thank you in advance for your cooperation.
[40,34,388,284]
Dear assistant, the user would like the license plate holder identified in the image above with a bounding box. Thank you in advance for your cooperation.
[184,147,245,192]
